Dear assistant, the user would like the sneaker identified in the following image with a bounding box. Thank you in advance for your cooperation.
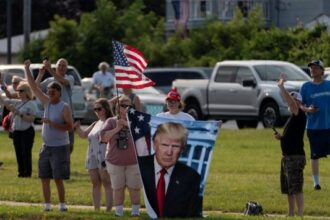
[314,184,321,190]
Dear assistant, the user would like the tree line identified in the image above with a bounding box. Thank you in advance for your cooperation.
[19,0,330,77]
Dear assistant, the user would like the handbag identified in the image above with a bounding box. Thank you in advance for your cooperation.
[2,112,13,131]
[244,201,263,215]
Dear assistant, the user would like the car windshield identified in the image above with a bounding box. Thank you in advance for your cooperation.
[202,68,213,78]
[254,64,309,81]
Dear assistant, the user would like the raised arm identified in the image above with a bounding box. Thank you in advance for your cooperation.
[24,60,49,105]
[278,74,299,115]
[44,60,70,86]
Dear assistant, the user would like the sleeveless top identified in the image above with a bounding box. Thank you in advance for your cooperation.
[42,101,69,146]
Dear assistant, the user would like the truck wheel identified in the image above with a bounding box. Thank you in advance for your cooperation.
[185,103,203,120]
[260,102,281,128]
[236,120,258,129]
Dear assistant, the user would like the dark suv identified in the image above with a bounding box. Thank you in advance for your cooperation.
[144,67,212,93]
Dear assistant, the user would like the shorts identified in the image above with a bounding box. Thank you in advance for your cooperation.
[38,145,70,179]
[280,155,306,195]
[106,162,141,190]
[307,129,330,160]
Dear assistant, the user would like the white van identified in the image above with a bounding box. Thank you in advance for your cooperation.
[0,64,87,120]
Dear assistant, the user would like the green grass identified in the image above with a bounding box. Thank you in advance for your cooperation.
[1,129,330,219]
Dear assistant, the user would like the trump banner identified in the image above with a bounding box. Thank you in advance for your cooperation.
[127,109,220,218]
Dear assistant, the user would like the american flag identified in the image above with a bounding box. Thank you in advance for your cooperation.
[112,40,155,89]
[127,110,221,218]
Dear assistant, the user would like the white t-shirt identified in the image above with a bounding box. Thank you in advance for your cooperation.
[156,111,195,121]
[11,100,37,131]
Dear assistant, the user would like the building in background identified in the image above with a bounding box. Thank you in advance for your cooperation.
[165,0,330,35]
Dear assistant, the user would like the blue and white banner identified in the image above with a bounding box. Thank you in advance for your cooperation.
[127,109,220,218]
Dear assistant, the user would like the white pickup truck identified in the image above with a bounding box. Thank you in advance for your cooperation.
[173,60,310,128]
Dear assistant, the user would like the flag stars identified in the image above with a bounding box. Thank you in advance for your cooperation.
[134,127,140,134]
[137,114,144,121]
[129,108,136,114]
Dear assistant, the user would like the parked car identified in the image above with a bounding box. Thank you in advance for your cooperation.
[173,60,311,128]
[0,64,87,120]
[144,67,213,93]
[80,77,166,124]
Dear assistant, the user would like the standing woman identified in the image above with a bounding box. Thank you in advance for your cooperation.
[0,82,36,177]
[100,95,142,217]
[74,98,113,211]
[24,59,73,212]
[157,87,195,121]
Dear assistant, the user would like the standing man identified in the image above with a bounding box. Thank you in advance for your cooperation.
[92,62,115,99]
[300,60,330,190]
[275,74,306,216]
[36,58,75,153]
[25,59,73,212]
[138,122,201,218]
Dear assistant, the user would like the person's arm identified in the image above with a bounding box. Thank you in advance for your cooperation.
[44,61,70,86]
[35,66,46,87]
[41,104,73,131]
[74,120,95,138]
[134,95,142,112]
[24,60,49,106]
[100,118,123,143]
[278,74,299,115]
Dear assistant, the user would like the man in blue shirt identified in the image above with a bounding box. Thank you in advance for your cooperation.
[300,60,330,190]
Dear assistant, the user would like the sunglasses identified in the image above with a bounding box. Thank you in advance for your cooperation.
[94,107,103,112]
[120,104,131,108]
[18,89,25,93]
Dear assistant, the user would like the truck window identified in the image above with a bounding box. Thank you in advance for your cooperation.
[180,71,204,79]
[235,67,254,84]
[214,66,237,83]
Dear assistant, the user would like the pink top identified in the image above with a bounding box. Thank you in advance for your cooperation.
[101,117,137,166]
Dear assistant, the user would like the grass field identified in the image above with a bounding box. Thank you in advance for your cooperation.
[1,128,330,219]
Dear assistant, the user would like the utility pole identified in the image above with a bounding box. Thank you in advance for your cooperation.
[23,0,32,46]
[6,0,12,64]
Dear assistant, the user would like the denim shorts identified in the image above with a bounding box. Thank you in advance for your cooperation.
[38,145,70,179]
[307,129,330,160]
[280,155,306,195]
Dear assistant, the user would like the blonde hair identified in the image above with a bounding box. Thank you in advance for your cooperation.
[12,76,24,83]
[153,122,188,151]
[17,82,33,100]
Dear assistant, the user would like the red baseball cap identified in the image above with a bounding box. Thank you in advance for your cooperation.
[166,88,181,102]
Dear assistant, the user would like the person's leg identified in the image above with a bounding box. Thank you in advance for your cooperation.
[54,179,65,203]
[295,193,304,217]
[12,131,24,177]
[287,194,295,216]
[106,162,125,216]
[89,169,102,210]
[126,164,141,216]
[99,169,113,211]
[69,130,74,154]
[311,159,320,187]
[21,127,35,177]
[113,188,125,216]
[41,178,51,203]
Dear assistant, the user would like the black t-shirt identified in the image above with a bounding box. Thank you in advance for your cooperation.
[280,109,306,156]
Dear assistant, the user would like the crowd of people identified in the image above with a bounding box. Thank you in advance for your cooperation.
[0,57,329,218]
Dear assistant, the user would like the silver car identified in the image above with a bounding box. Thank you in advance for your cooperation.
[81,77,166,124]
[0,64,87,120]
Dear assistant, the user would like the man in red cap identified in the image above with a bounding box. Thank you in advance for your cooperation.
[157,88,195,121]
